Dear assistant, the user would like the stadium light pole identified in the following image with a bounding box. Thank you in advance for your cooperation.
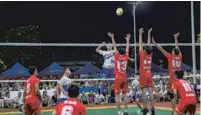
[190,1,197,84]
[128,1,140,74]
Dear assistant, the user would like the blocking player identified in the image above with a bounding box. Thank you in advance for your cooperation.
[172,70,197,115]
[108,32,131,115]
[152,32,182,113]
[96,36,134,78]
[52,84,86,115]
[23,66,42,115]
[56,68,72,104]
[139,28,155,115]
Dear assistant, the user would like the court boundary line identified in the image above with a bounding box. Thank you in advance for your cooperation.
[0,105,200,114]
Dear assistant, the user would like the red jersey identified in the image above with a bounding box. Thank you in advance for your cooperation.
[139,50,153,75]
[172,79,196,101]
[55,98,86,115]
[114,52,129,77]
[24,76,40,103]
[165,53,182,74]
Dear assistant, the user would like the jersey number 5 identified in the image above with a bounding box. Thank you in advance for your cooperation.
[117,61,127,73]
[61,105,73,115]
[26,83,31,93]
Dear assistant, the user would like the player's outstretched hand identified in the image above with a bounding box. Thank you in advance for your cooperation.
[125,33,131,41]
[148,28,153,33]
[152,37,156,44]
[174,32,180,38]
[139,28,144,35]
[107,32,114,39]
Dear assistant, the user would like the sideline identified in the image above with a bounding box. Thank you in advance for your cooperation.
[0,105,200,115]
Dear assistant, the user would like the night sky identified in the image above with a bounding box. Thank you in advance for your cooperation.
[0,1,200,69]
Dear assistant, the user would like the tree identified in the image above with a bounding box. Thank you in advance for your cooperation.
[0,25,42,69]
[196,33,200,43]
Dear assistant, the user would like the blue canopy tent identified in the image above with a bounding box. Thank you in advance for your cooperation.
[38,62,64,76]
[182,63,193,71]
[0,62,30,77]
[74,62,101,74]
[152,63,168,75]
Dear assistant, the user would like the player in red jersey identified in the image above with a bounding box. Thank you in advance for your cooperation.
[172,70,197,115]
[107,32,130,115]
[52,84,86,115]
[138,28,155,115]
[152,32,182,113]
[23,66,42,115]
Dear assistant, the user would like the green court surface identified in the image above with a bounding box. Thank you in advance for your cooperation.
[2,107,200,115]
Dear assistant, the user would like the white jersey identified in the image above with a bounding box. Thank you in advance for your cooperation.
[98,50,115,68]
[131,79,141,95]
[57,76,72,98]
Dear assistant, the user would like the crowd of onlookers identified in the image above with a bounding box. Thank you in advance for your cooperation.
[0,72,200,108]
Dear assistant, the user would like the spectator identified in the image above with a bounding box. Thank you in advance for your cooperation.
[42,90,51,107]
[80,91,89,105]
[95,90,106,104]
[13,92,22,108]
[4,92,13,108]
[88,90,96,104]
[50,91,57,106]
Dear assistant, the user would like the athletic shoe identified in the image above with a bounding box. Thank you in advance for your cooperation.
[142,108,149,115]
[151,107,155,115]
[123,111,129,115]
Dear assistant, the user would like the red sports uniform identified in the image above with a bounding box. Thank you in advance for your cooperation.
[165,52,182,90]
[113,52,129,94]
[139,50,153,88]
[172,79,197,115]
[24,75,41,115]
[55,98,86,115]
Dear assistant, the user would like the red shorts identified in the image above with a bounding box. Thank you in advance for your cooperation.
[139,72,153,88]
[175,99,197,115]
[24,97,41,115]
[113,76,128,94]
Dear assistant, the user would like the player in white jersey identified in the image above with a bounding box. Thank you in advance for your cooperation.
[56,68,72,104]
[131,79,142,112]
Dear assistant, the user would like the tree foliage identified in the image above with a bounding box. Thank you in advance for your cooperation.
[0,25,42,70]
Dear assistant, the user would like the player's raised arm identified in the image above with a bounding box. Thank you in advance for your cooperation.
[125,33,131,53]
[107,32,117,52]
[138,28,144,51]
[173,32,180,49]
[147,28,152,44]
[95,41,106,54]
[152,37,168,56]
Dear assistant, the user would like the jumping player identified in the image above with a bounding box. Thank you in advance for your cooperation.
[139,28,155,115]
[56,68,72,104]
[152,32,182,113]
[96,35,134,78]
[52,84,86,115]
[172,70,197,115]
[23,66,42,115]
[107,32,131,115]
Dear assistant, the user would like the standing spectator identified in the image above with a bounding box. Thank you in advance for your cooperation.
[88,90,96,104]
[42,91,51,107]
[80,91,89,105]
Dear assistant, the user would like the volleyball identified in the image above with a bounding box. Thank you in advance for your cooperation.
[116,8,123,16]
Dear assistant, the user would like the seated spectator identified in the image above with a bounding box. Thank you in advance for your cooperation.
[95,90,106,104]
[88,90,96,104]
[4,92,13,108]
[42,90,51,107]
[80,91,89,105]
[50,91,57,106]
[13,92,22,108]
